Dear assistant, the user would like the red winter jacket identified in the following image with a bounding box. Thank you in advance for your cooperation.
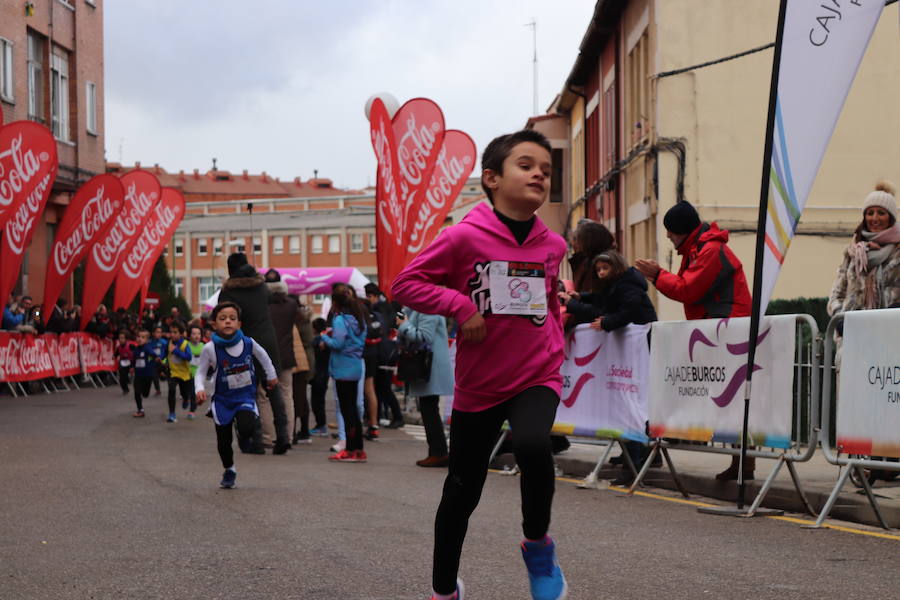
[655,222,751,320]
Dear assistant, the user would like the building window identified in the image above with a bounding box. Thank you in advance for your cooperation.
[350,233,363,253]
[27,33,44,122]
[289,235,301,254]
[313,293,328,304]
[213,238,223,256]
[197,238,207,256]
[311,235,323,254]
[85,82,97,134]
[550,148,563,203]
[174,278,184,298]
[253,237,262,255]
[626,32,650,148]
[328,234,340,254]
[272,236,284,255]
[50,50,70,141]
[198,276,217,302]
[0,38,13,103]
[368,233,377,253]
[174,239,184,257]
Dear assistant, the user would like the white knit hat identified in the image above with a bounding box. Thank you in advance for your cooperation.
[863,181,896,221]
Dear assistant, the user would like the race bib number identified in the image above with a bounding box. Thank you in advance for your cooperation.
[190,355,201,367]
[226,370,252,390]
[135,359,146,369]
[120,359,130,367]
[488,261,547,316]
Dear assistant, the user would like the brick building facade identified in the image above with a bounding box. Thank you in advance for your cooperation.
[0,0,105,303]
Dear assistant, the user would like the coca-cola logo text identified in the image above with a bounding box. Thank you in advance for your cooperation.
[91,182,157,272]
[52,185,120,275]
[0,133,47,207]
[121,202,180,278]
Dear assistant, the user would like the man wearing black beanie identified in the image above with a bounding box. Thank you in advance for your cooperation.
[635,202,753,480]
[218,252,291,455]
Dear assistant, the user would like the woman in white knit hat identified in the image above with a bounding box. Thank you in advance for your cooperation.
[829,181,900,317]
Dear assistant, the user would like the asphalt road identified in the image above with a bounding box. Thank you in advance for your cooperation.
[1,385,898,599]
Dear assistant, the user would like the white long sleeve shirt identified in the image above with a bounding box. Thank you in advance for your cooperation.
[194,337,277,396]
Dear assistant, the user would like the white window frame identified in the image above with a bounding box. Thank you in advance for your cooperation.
[0,38,13,103]
[272,236,284,255]
[197,238,208,256]
[368,233,377,253]
[311,235,323,254]
[288,235,301,255]
[174,278,184,298]
[50,51,70,141]
[198,276,217,302]
[350,233,363,253]
[328,234,340,254]
[213,238,223,256]
[174,238,184,257]
[27,34,43,121]
[312,293,328,304]
[234,240,246,254]
[85,81,97,135]
[252,237,262,255]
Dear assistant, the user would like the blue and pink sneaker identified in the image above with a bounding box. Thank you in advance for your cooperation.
[521,536,567,600]
[430,577,464,600]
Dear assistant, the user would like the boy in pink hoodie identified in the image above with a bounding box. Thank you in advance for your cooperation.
[393,129,568,600]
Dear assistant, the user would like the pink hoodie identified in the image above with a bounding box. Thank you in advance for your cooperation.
[392,202,566,412]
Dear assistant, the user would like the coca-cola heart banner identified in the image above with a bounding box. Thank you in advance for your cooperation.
[369,96,475,295]
[42,174,126,318]
[115,187,185,311]
[80,170,161,329]
[0,121,59,303]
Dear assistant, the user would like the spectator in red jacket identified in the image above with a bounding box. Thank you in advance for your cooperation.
[635,200,753,480]
[635,201,750,320]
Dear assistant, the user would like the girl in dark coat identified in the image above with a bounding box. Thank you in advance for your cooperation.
[563,250,657,331]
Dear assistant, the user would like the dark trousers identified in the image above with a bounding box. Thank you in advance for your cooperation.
[118,366,131,393]
[292,371,310,436]
[375,368,402,421]
[335,379,364,452]
[432,386,559,595]
[310,376,328,429]
[417,395,448,457]
[216,411,257,469]
[133,375,152,412]
[167,377,194,413]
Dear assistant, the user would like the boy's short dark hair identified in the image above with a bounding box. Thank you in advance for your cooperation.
[364,283,381,297]
[480,129,552,202]
[137,329,150,337]
[312,317,327,333]
[211,301,242,321]
[169,323,184,334]
[188,325,202,336]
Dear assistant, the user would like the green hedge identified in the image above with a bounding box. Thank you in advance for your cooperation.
[765,297,828,332]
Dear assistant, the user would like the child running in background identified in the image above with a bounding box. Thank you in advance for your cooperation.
[130,329,157,418]
[115,331,135,396]
[560,249,657,332]
[186,325,205,410]
[166,323,194,423]
[393,129,568,600]
[308,318,330,436]
[195,302,277,489]
[148,326,168,396]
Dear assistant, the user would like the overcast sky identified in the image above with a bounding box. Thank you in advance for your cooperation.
[104,1,596,191]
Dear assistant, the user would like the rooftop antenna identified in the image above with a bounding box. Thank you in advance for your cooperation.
[313,169,318,180]
[525,18,538,114]
[212,157,218,171]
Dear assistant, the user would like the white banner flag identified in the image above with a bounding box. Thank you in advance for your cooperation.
[555,324,650,441]
[760,0,883,311]
[837,308,900,458]
[648,316,796,448]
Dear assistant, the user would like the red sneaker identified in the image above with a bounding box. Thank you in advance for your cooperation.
[353,450,367,463]
[132,411,145,418]
[328,449,356,462]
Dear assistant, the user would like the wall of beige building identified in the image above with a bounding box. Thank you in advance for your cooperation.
[650,0,900,320]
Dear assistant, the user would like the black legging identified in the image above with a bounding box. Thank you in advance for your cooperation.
[432,385,559,595]
[418,395,448,457]
[292,371,310,437]
[375,368,403,422]
[216,411,257,469]
[133,375,152,411]
[335,379,364,452]
[167,377,194,413]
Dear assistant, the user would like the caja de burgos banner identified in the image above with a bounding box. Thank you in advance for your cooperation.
[42,174,126,319]
[0,120,59,303]
[80,170,161,329]
[368,97,475,296]
[114,187,185,311]
[648,315,796,448]
[837,308,900,459]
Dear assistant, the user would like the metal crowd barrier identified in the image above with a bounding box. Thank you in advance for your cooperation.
[810,313,900,530]
[628,314,821,517]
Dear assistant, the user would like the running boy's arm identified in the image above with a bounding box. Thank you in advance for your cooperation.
[250,340,278,389]
[391,229,479,326]
[171,340,192,361]
[193,342,215,403]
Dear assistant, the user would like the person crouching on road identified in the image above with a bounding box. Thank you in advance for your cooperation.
[194,302,278,489]
[320,282,367,463]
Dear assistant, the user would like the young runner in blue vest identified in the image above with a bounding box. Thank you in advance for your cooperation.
[194,302,277,489]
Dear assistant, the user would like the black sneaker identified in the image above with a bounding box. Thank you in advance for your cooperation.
[220,469,236,489]
[273,441,291,455]
[385,419,405,429]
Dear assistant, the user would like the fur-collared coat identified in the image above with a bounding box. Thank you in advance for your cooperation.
[219,264,281,371]
[828,241,900,316]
